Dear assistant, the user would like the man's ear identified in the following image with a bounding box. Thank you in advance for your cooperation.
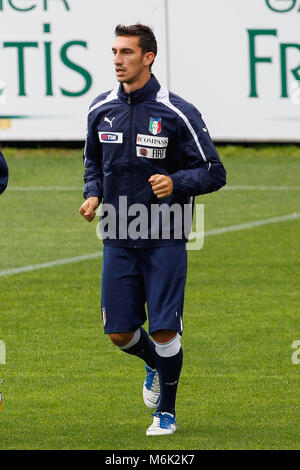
[143,52,155,67]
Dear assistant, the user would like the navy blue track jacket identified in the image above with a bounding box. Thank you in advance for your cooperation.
[83,74,226,247]
[0,150,8,195]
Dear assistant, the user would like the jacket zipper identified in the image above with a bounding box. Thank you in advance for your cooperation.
[128,95,136,247]
[128,96,134,202]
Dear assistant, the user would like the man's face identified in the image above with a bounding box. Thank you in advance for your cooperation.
[112,35,149,84]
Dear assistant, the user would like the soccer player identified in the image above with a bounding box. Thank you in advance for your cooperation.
[0,150,8,195]
[79,24,226,435]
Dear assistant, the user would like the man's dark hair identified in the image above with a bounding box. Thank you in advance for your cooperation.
[114,23,157,69]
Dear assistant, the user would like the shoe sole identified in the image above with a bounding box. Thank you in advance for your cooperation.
[146,427,177,436]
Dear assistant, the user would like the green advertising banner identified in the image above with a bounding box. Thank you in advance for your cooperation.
[167,0,300,141]
[0,0,168,140]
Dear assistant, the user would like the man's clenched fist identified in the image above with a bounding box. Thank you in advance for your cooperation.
[149,174,174,199]
[79,196,100,222]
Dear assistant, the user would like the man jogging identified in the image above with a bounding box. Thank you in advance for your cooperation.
[0,150,8,195]
[79,24,226,435]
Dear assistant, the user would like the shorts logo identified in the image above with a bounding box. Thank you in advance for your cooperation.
[149,117,161,135]
[136,134,168,147]
[99,132,123,143]
[136,146,166,159]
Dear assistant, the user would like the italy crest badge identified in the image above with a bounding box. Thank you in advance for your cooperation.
[149,117,162,135]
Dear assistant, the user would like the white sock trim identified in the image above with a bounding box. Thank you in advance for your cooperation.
[154,333,181,358]
[119,329,141,350]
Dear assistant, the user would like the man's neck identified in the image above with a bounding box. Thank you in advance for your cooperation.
[122,71,151,94]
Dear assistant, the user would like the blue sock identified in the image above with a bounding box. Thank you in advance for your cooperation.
[119,327,156,370]
[154,335,183,416]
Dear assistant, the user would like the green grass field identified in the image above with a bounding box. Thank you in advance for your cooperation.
[0,145,299,450]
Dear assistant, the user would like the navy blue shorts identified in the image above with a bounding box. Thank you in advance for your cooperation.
[101,245,187,335]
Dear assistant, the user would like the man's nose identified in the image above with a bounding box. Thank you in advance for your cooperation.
[114,52,122,65]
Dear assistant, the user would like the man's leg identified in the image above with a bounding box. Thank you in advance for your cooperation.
[141,245,187,435]
[109,328,156,370]
[144,329,182,435]
[101,246,159,408]
[151,329,183,417]
[108,327,182,434]
[109,329,160,410]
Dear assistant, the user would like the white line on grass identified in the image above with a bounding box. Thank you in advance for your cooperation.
[224,185,300,191]
[0,212,299,278]
[204,212,300,236]
[0,252,102,277]
[7,185,300,191]
[8,186,82,191]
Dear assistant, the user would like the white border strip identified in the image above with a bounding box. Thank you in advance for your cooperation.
[0,212,299,278]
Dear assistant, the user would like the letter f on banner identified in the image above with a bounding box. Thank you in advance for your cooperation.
[248,29,277,97]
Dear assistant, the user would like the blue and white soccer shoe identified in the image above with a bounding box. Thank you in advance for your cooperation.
[146,412,177,436]
[143,365,160,410]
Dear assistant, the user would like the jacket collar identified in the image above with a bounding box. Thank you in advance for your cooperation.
[118,74,161,103]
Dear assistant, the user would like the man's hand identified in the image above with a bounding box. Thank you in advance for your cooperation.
[79,196,100,222]
[149,174,173,199]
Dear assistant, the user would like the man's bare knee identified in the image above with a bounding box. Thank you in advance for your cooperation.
[109,332,134,348]
[151,329,177,343]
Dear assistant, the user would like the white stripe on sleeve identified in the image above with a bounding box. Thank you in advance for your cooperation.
[88,86,119,115]
[156,87,207,162]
